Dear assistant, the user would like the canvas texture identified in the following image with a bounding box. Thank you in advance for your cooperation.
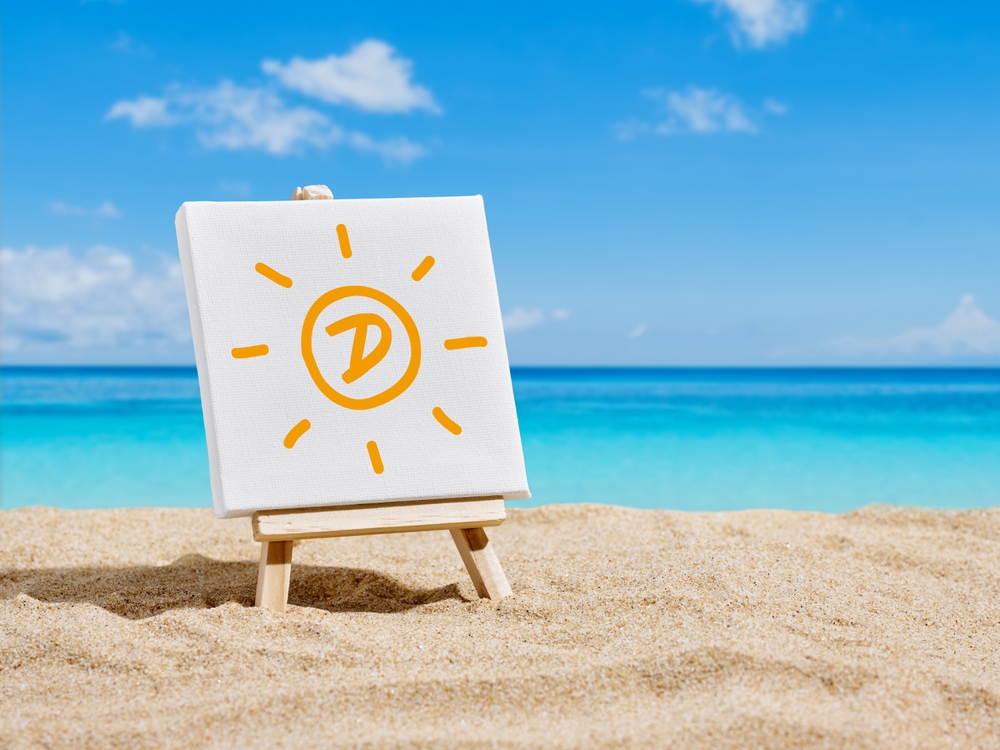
[176,196,530,518]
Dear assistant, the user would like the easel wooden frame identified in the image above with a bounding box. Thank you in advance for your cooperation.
[252,496,512,612]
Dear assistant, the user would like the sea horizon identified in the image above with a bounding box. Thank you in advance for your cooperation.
[3,365,999,514]
[5,364,1000,372]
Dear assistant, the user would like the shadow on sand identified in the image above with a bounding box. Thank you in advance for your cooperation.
[0,554,469,619]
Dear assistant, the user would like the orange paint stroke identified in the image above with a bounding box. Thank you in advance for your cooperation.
[325,313,392,384]
[254,263,292,288]
[231,344,269,359]
[366,440,384,474]
[443,336,488,350]
[283,419,311,449]
[336,224,352,259]
[411,255,435,281]
[432,407,462,435]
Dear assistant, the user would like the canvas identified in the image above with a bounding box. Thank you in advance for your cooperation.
[176,196,530,518]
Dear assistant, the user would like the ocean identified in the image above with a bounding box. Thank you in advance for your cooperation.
[2,367,998,513]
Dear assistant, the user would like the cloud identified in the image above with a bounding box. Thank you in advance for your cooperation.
[108,82,336,154]
[692,0,809,48]
[107,95,174,126]
[0,245,190,353]
[502,308,572,333]
[828,295,1000,358]
[618,87,763,140]
[107,81,425,161]
[344,131,428,163]
[49,200,122,218]
[109,32,150,55]
[106,40,435,160]
[651,87,755,134]
[48,201,85,217]
[262,40,440,114]
[503,307,546,332]
[764,98,789,115]
[627,324,647,339]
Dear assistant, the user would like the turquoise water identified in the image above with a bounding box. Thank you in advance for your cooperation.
[2,367,998,513]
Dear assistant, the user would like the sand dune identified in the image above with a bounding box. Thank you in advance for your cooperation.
[1,504,998,748]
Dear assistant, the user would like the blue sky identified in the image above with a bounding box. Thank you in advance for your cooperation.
[3,0,999,365]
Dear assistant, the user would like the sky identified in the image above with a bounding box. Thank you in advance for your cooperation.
[2,0,999,366]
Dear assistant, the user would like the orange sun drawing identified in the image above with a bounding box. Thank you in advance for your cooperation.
[228,223,488,474]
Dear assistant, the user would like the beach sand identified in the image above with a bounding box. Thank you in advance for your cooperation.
[1,504,998,748]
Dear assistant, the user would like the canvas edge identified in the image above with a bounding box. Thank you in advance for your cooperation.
[175,204,228,518]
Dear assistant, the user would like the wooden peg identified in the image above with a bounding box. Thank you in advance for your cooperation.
[291,185,333,200]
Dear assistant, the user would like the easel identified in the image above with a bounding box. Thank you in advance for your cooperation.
[252,186,513,612]
[253,496,512,612]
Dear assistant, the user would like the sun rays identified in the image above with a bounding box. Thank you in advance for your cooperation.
[432,406,462,435]
[283,419,311,448]
[232,223,487,473]
[366,440,384,474]
[232,344,269,358]
[255,263,292,288]
[444,336,487,350]
[411,255,435,281]
[336,224,352,258]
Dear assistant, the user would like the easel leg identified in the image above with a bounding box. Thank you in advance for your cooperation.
[450,527,512,600]
[255,540,293,612]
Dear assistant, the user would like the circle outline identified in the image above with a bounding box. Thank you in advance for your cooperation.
[301,285,421,411]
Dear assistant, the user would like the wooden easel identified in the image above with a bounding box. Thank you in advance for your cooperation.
[253,496,512,612]
[252,186,512,612]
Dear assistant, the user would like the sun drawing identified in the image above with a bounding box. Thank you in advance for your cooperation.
[228,223,487,475]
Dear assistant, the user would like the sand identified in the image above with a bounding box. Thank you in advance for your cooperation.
[1,504,998,749]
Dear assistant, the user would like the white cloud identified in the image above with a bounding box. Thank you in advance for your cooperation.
[828,296,1000,358]
[49,200,122,218]
[618,87,763,140]
[345,131,427,163]
[692,0,809,48]
[49,200,86,216]
[95,201,122,218]
[262,40,439,114]
[614,120,648,142]
[109,32,150,55]
[0,245,191,353]
[764,97,789,115]
[502,307,572,332]
[649,87,756,135]
[107,81,425,161]
[109,32,134,52]
[627,324,647,339]
[108,82,334,155]
[107,95,174,126]
[503,307,546,332]
[107,41,434,161]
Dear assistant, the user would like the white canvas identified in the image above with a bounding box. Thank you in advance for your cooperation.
[176,196,530,518]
